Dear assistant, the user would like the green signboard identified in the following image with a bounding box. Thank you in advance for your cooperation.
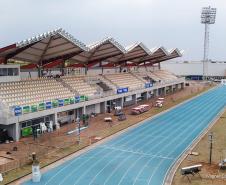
[21,127,32,137]
[70,97,75,104]
[80,95,88,102]
[23,106,30,114]
[64,98,70,105]
[31,105,38,112]
[38,102,45,111]
[52,100,58,108]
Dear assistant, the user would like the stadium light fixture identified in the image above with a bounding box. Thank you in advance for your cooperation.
[201,6,216,80]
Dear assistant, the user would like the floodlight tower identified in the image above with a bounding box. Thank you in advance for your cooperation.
[201,6,216,80]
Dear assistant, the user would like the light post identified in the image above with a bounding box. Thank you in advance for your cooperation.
[76,117,81,144]
[201,6,216,81]
[208,132,213,164]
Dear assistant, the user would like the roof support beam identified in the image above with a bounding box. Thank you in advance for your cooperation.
[38,36,53,67]
[5,43,37,61]
[86,52,123,67]
[42,50,84,65]
[116,53,148,65]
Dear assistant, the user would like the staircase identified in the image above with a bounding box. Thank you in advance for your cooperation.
[55,78,79,96]
[98,75,118,90]
[96,81,112,91]
[130,72,147,83]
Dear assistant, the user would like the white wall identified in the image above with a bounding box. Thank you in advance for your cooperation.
[0,64,21,82]
[161,61,226,76]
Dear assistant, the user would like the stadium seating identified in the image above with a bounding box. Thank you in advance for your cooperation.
[0,70,179,107]
[135,72,162,82]
[0,78,74,107]
[153,70,178,81]
[61,76,98,97]
[104,73,144,90]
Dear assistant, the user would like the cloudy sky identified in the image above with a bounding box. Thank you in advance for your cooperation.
[0,0,225,60]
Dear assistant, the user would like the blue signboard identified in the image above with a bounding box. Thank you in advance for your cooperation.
[145,83,153,88]
[122,87,128,93]
[75,96,80,103]
[117,88,128,94]
[14,106,22,116]
[117,88,123,94]
[46,102,52,109]
[58,99,64,107]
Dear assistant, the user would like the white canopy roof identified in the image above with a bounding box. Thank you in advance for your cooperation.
[0,28,183,67]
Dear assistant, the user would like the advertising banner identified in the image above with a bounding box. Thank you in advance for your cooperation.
[31,105,38,112]
[21,127,32,137]
[14,106,22,116]
[70,97,75,104]
[46,102,52,109]
[38,102,45,111]
[58,99,64,107]
[52,100,58,108]
[117,87,128,94]
[75,96,80,103]
[122,87,128,93]
[117,88,123,94]
[23,106,30,114]
[64,98,70,105]
[145,83,153,88]
[80,95,86,102]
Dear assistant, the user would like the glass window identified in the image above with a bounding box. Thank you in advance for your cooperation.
[8,68,13,76]
[13,68,19,76]
[2,68,7,76]
[0,68,3,76]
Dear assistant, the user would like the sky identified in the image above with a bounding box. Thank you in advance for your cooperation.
[0,0,225,61]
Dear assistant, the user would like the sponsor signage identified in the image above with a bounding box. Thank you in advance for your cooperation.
[23,106,30,114]
[145,83,153,88]
[21,127,32,137]
[38,102,45,111]
[46,102,52,109]
[117,87,128,94]
[75,96,80,103]
[58,99,64,107]
[70,98,75,104]
[14,106,22,116]
[52,100,58,108]
[64,98,70,105]
[31,105,38,112]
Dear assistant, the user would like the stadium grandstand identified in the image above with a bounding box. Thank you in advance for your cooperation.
[0,28,184,141]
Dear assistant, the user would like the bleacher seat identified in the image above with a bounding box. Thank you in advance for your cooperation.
[61,76,98,97]
[0,78,74,107]
[104,73,144,90]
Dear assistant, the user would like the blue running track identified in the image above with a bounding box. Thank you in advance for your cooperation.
[23,86,226,185]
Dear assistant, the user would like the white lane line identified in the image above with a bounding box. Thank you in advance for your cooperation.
[88,153,136,185]
[131,91,221,185]
[70,93,212,184]
[109,91,213,148]
[146,90,226,185]
[98,146,175,160]
[44,147,106,185]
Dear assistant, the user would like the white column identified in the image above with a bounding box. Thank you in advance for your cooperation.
[15,122,20,141]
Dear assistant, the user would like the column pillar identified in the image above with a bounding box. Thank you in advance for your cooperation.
[15,122,20,141]
[83,106,86,114]
[54,112,58,124]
